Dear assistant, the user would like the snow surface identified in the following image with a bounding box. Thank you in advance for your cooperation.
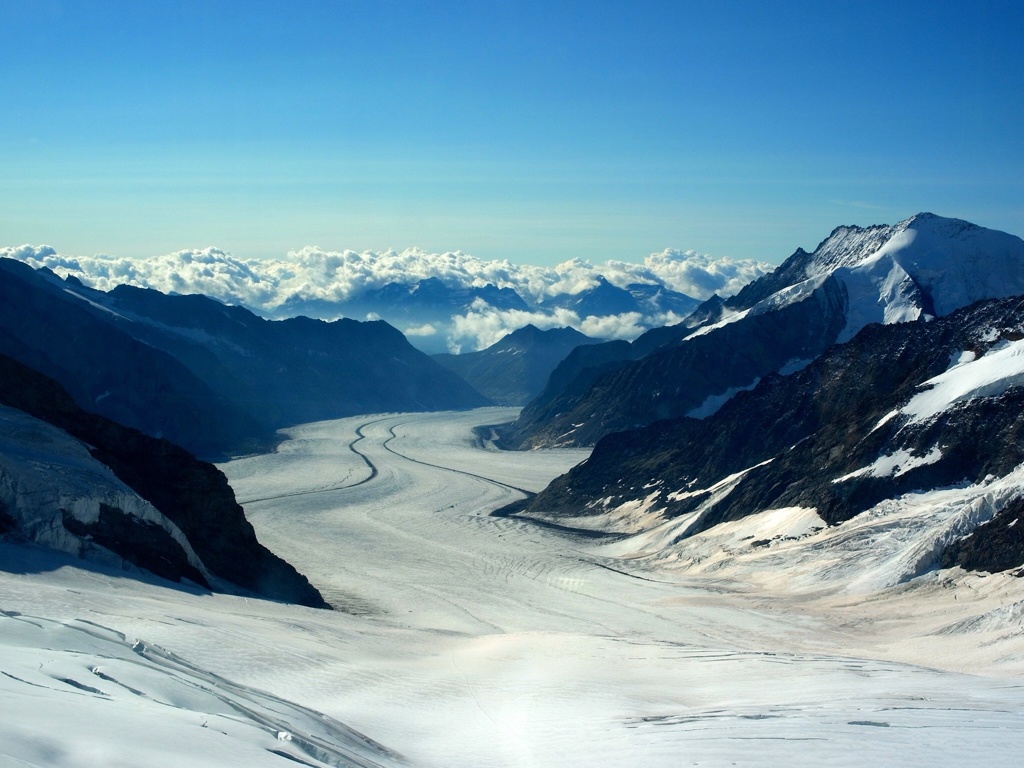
[4,407,1024,767]
[901,337,1024,423]
[686,378,761,419]
[832,446,944,482]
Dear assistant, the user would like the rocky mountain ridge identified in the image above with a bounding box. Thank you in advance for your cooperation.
[501,213,1024,449]
[511,295,1024,581]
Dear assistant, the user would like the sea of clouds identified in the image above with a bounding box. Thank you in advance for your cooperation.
[3,244,769,351]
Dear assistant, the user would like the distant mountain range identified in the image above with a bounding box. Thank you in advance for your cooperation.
[5,245,765,354]
[0,259,490,459]
[432,325,605,406]
[500,213,1024,449]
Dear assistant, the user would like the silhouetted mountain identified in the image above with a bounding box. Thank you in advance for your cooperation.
[432,325,604,406]
[501,214,1024,449]
[98,282,491,430]
[0,260,491,458]
[0,353,327,607]
[0,260,265,458]
[512,295,1024,577]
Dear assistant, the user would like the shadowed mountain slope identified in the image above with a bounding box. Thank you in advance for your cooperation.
[0,353,327,607]
[0,259,490,458]
[514,295,1024,576]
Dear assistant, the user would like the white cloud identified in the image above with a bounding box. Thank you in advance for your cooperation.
[1,242,771,351]
[5,243,766,307]
[404,323,437,337]
[579,312,647,340]
[642,249,767,298]
[448,301,583,352]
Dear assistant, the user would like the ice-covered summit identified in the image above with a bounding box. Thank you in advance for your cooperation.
[831,213,1024,341]
[730,213,1024,342]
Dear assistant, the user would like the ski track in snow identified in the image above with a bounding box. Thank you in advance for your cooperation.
[3,407,1024,767]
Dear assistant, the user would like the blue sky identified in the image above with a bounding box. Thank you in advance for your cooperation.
[2,0,1022,265]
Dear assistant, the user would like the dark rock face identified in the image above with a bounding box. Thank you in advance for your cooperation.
[61,504,210,588]
[0,353,328,607]
[0,259,490,459]
[517,296,1024,575]
[433,325,604,406]
[0,499,15,535]
[942,496,1024,574]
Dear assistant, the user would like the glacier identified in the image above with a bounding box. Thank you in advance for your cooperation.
[3,407,1024,766]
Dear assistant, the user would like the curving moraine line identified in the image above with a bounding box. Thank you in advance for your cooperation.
[235,418,386,504]
[380,424,534,498]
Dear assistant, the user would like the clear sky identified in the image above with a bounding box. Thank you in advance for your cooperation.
[2,0,1022,266]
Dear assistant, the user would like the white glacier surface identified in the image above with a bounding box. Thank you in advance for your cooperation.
[3,407,1024,767]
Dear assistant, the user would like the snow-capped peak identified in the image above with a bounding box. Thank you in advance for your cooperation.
[831,213,1024,342]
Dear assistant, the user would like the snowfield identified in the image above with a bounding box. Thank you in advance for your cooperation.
[4,407,1024,767]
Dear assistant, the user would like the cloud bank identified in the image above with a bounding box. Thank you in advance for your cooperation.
[3,244,770,351]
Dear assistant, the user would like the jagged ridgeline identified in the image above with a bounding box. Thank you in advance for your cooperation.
[0,259,491,460]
